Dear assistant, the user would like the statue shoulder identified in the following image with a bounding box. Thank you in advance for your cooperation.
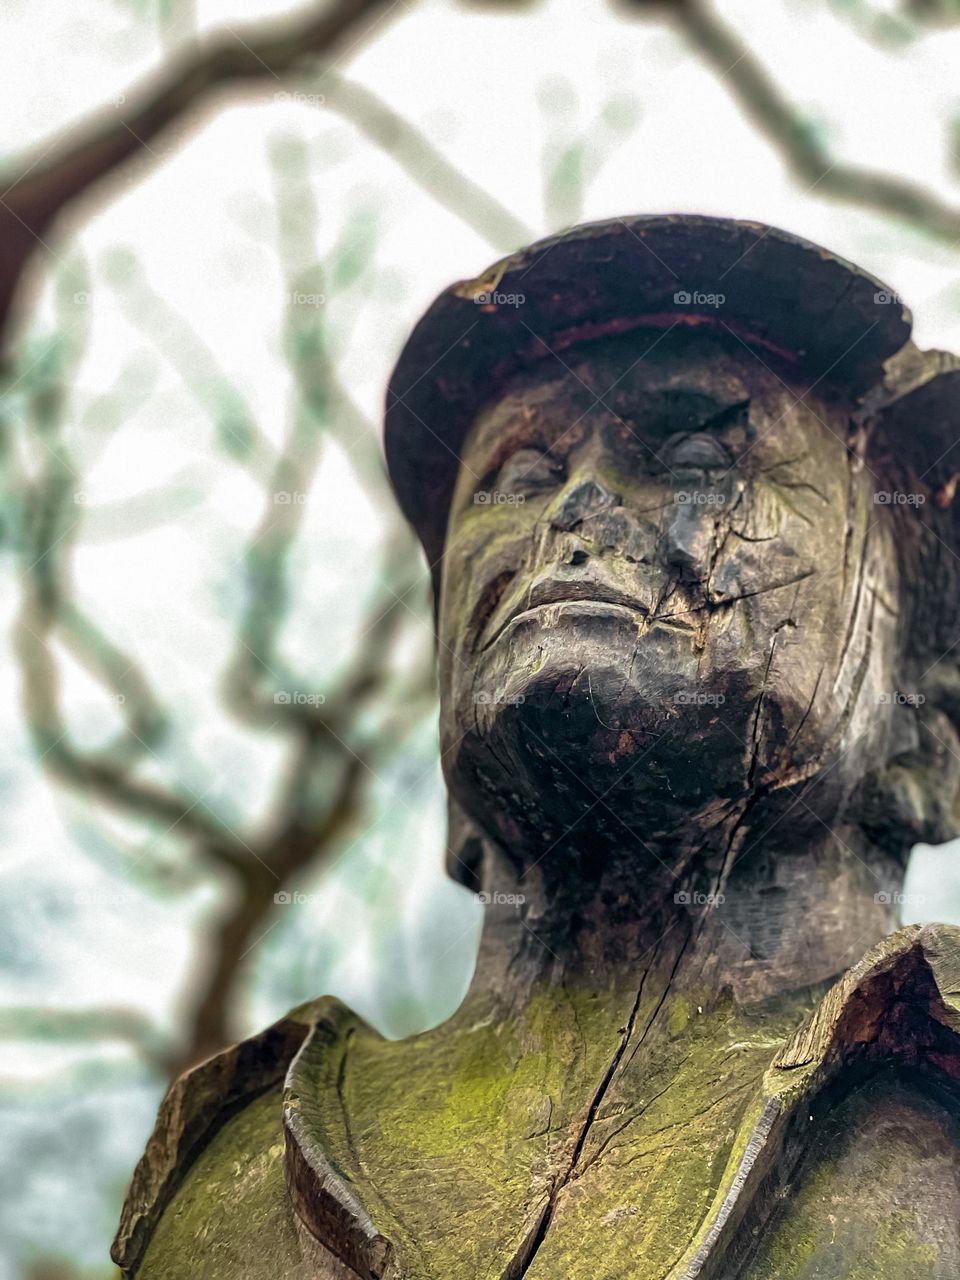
[112,995,372,1279]
[682,923,960,1278]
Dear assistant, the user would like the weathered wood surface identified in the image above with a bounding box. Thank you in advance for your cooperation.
[739,1071,960,1278]
[121,924,960,1278]
[112,998,333,1274]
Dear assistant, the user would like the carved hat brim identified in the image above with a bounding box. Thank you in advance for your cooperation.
[384,214,915,581]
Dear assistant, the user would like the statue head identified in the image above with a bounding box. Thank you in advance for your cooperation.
[386,217,960,890]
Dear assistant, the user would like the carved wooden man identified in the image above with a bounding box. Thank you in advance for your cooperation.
[114,216,960,1278]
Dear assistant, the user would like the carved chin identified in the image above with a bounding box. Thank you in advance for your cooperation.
[450,604,773,860]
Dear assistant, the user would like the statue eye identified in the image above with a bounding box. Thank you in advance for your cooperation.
[494,448,566,496]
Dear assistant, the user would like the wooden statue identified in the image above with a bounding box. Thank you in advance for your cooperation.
[113,215,960,1279]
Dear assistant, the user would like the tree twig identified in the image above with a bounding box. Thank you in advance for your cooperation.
[321,73,533,250]
[644,0,960,244]
[0,0,400,346]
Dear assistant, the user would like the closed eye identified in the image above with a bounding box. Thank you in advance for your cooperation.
[475,448,566,502]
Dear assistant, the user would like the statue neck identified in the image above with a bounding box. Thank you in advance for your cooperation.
[466,820,905,1008]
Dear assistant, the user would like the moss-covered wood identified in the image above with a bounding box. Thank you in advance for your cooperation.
[739,1071,960,1279]
[122,925,960,1279]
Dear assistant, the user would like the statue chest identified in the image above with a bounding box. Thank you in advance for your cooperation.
[289,975,809,1278]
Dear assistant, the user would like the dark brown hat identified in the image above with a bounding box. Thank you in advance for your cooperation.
[384,214,918,582]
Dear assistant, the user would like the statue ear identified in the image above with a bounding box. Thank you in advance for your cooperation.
[446,795,539,897]
[862,342,960,482]
[858,344,960,632]
[861,698,960,857]
[855,344,960,857]
[446,796,487,892]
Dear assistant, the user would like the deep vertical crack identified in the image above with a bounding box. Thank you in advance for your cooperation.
[500,925,687,1279]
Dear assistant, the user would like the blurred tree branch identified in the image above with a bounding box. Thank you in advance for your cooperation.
[0,1006,167,1071]
[0,0,400,349]
[0,0,548,363]
[10,271,429,1072]
[903,0,960,24]
[640,0,960,244]
[322,73,534,247]
[0,0,512,1078]
[7,146,435,1074]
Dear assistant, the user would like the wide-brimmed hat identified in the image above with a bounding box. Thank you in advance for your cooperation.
[384,214,959,595]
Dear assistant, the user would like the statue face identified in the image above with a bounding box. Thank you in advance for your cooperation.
[438,331,901,877]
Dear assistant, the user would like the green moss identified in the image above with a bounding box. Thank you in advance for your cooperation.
[741,1073,957,1279]
[667,994,692,1038]
[288,974,819,1280]
[137,1088,312,1280]
[143,971,939,1280]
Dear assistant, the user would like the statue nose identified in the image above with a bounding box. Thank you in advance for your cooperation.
[549,479,620,532]
[663,496,719,582]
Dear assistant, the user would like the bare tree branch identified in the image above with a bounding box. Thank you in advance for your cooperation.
[321,73,534,249]
[0,0,400,346]
[0,1006,167,1071]
[6,129,434,1073]
[641,0,960,244]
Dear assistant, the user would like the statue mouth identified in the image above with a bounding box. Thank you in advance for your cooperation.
[481,575,695,649]
[482,599,641,649]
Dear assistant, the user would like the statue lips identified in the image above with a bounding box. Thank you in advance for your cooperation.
[480,571,697,651]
